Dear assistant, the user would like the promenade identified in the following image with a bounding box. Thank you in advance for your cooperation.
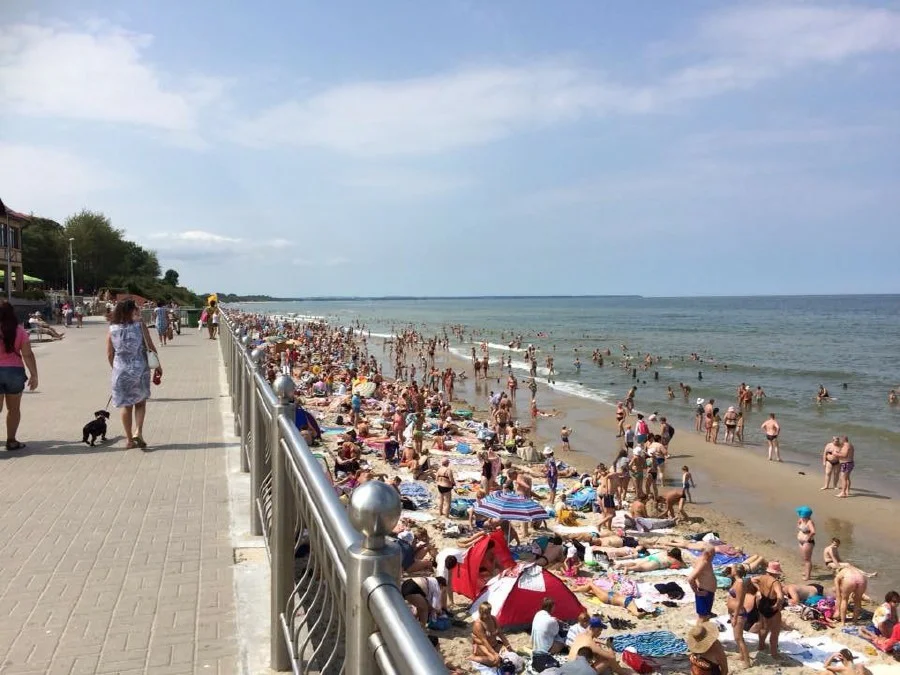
[0,317,238,675]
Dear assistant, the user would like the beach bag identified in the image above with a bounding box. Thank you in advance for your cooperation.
[622,648,656,674]
[530,653,559,672]
[140,323,161,370]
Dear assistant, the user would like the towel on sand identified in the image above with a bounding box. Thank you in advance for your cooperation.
[610,631,687,657]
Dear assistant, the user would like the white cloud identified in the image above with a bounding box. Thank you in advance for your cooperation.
[0,22,225,131]
[235,5,900,157]
[0,142,118,219]
[147,230,290,261]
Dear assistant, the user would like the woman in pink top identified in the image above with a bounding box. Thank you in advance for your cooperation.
[0,303,39,450]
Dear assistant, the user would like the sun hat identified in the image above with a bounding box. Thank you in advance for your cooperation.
[796,506,813,518]
[766,561,784,576]
[543,446,554,456]
[696,398,705,405]
[686,622,719,654]
[588,615,607,629]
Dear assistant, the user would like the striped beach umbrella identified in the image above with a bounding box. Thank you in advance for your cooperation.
[474,491,548,522]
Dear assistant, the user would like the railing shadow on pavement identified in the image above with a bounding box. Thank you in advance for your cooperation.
[219,314,450,675]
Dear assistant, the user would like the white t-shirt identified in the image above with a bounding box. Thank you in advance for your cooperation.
[435,548,466,580]
[565,622,587,646]
[531,610,560,654]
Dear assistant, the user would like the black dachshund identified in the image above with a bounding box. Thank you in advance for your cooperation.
[82,410,111,446]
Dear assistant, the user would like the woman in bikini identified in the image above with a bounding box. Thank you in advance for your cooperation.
[471,601,511,668]
[727,566,759,669]
[614,547,684,572]
[796,506,816,581]
[569,580,649,618]
[834,565,868,626]
[435,458,455,518]
[755,561,786,659]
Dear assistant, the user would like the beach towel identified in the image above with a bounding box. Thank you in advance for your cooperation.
[400,510,435,522]
[711,552,748,566]
[638,581,694,605]
[565,488,596,511]
[610,631,687,657]
[399,481,432,510]
[549,524,599,536]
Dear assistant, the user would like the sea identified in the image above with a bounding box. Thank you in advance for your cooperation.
[244,295,900,490]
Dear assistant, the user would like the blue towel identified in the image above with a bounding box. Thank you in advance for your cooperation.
[610,631,687,657]
[712,552,748,566]
[399,481,432,509]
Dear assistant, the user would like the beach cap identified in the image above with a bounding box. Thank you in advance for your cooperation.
[766,561,784,576]
[686,622,719,654]
[696,398,705,405]
[543,446,554,456]
[588,615,607,629]
[796,506,813,518]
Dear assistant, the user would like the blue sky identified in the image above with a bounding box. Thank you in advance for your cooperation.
[2,1,899,297]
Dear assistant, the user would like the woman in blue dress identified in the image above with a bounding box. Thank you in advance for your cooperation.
[106,299,162,449]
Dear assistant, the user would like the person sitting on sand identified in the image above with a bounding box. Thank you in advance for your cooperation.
[614,547,684,572]
[859,623,900,656]
[569,579,651,617]
[821,648,873,674]
[471,601,512,668]
[686,621,730,675]
[567,617,631,674]
[871,591,899,639]
[334,441,361,476]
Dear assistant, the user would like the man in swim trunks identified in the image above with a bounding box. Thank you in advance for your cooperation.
[836,436,855,498]
[761,413,781,462]
[687,544,718,623]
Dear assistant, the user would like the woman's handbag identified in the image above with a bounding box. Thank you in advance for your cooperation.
[141,322,161,370]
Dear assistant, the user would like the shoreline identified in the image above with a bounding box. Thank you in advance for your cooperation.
[431,342,899,599]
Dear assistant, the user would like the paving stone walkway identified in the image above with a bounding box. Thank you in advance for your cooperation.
[0,317,238,675]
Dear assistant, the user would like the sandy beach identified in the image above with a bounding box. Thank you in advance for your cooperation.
[234,313,899,675]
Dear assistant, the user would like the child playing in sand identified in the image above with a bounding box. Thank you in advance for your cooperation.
[563,546,581,577]
[682,466,695,503]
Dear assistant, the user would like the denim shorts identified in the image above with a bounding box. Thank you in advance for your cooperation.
[0,367,27,395]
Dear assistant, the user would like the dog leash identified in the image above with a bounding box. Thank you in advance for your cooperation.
[105,395,112,410]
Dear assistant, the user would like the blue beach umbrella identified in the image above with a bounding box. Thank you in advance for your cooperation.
[474,491,548,522]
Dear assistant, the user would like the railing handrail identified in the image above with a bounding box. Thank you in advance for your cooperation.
[219,313,449,675]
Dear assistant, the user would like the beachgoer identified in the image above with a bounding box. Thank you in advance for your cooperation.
[687,544,718,623]
[399,575,446,627]
[0,303,39,450]
[108,299,160,449]
[682,466,695,503]
[871,591,899,638]
[531,597,565,671]
[756,561,785,659]
[560,425,572,451]
[761,413,781,461]
[435,458,455,518]
[723,406,738,444]
[836,436,855,498]
[153,300,169,346]
[858,623,900,655]
[821,648,872,674]
[796,505,816,581]
[834,565,868,625]
[823,538,878,577]
[822,437,842,490]
[657,488,689,521]
[727,566,759,668]
[569,580,650,617]
[471,601,512,668]
[686,621,729,675]
[614,547,683,572]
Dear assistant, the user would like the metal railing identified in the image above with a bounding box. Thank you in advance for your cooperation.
[219,315,449,675]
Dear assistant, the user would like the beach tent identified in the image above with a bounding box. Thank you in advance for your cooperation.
[295,405,323,440]
[470,563,585,628]
[452,530,515,600]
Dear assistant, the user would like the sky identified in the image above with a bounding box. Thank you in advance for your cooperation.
[1,1,899,297]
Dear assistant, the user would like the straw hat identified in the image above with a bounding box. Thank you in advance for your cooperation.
[686,622,719,654]
[766,561,784,576]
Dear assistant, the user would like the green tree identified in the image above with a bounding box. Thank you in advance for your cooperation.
[163,269,179,286]
[21,217,67,287]
[64,210,129,292]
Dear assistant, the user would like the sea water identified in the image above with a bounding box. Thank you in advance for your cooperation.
[244,295,900,490]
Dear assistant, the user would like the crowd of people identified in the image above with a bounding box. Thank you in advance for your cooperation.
[225,310,897,675]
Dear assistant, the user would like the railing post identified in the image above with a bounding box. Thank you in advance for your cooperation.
[240,333,252,473]
[233,327,246,435]
[345,482,403,675]
[249,346,266,537]
[271,373,296,672]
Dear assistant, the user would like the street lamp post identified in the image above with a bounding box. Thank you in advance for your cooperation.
[68,238,75,300]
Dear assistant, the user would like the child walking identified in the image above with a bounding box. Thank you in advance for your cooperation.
[681,466,696,503]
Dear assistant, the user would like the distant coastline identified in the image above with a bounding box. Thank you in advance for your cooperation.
[221,293,898,303]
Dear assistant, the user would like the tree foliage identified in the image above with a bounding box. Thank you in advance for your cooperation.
[21,208,203,305]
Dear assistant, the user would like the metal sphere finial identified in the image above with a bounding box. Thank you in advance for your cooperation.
[348,481,401,550]
[250,346,266,366]
[272,373,295,402]
[241,333,251,348]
